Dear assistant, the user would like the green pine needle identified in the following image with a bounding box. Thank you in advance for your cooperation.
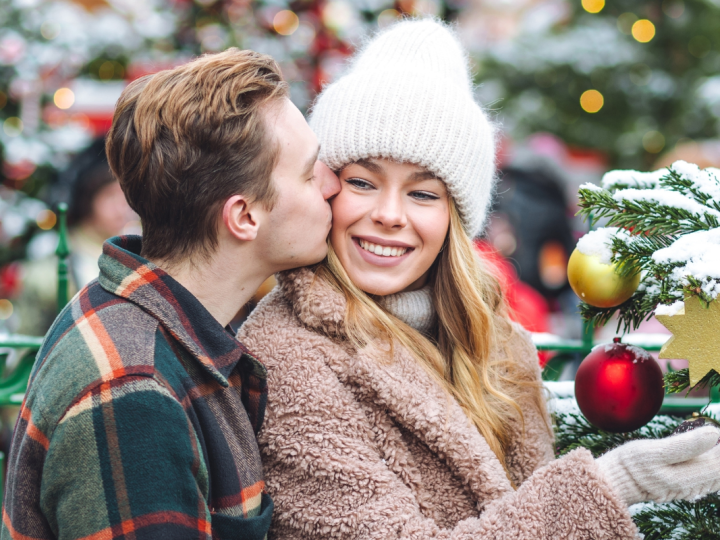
[664,369,720,395]
[553,410,720,538]
[553,412,681,458]
[633,495,720,540]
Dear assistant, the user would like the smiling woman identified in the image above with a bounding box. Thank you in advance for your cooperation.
[239,18,646,540]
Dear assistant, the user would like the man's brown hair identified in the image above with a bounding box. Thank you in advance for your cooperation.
[106,48,289,264]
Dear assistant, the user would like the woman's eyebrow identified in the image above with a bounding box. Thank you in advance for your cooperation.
[408,170,440,182]
[353,159,384,175]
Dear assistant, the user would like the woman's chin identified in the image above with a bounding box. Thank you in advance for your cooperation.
[354,276,412,297]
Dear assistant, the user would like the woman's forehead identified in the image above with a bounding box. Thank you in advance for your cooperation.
[344,158,441,181]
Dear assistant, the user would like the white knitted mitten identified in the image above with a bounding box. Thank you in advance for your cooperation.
[596,426,720,505]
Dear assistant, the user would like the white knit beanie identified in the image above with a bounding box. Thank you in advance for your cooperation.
[309,18,496,237]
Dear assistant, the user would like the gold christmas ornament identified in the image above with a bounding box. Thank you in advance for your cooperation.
[657,296,720,387]
[567,248,640,308]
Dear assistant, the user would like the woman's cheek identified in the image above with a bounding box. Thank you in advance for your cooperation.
[332,191,366,227]
[415,207,449,250]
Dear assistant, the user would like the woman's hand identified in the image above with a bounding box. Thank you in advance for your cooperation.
[596,426,720,505]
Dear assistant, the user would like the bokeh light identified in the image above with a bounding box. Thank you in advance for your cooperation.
[617,13,638,35]
[411,0,442,16]
[3,117,23,137]
[54,88,75,109]
[662,0,685,18]
[98,60,124,80]
[539,241,568,289]
[273,10,299,36]
[36,210,57,231]
[632,20,656,43]
[643,131,665,153]
[378,9,401,28]
[323,1,353,31]
[293,22,317,48]
[40,21,60,40]
[582,0,605,14]
[0,299,13,320]
[580,90,604,113]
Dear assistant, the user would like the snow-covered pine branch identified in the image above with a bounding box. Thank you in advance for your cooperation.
[575,160,720,331]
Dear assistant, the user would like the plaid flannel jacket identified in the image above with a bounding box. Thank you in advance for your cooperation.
[2,235,273,540]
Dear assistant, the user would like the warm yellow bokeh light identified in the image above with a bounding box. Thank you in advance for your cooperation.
[273,10,299,36]
[54,88,75,109]
[582,0,605,13]
[580,89,604,113]
[632,19,656,43]
[37,209,57,231]
[0,299,13,320]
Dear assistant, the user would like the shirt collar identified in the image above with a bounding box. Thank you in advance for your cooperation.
[98,235,264,387]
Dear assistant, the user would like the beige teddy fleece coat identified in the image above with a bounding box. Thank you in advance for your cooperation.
[239,268,638,539]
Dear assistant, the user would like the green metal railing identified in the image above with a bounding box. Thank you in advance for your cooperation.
[0,207,69,406]
[537,320,718,414]
[0,204,70,488]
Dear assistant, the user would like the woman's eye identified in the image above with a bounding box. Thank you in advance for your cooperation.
[346,178,374,190]
[410,191,440,201]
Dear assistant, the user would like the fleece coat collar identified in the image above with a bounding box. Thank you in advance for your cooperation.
[277,267,514,506]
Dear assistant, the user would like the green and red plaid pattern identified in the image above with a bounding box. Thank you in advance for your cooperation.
[2,235,273,540]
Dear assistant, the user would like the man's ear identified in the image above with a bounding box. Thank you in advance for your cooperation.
[222,195,261,242]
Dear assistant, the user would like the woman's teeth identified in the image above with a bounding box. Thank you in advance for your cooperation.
[359,239,408,257]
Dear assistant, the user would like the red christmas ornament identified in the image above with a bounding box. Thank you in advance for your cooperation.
[575,338,664,433]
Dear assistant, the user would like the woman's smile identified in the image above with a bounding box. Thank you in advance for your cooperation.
[353,236,414,267]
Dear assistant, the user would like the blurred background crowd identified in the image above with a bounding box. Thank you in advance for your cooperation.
[0,0,719,347]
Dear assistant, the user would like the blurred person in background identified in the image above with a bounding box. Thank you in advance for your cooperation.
[478,144,577,366]
[491,162,574,305]
[13,138,136,336]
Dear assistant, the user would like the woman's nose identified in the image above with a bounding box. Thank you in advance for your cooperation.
[315,161,340,200]
[370,193,407,229]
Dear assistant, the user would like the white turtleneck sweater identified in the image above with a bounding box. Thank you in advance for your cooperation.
[379,285,436,334]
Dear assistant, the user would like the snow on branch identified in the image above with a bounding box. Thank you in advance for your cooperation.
[577,160,720,331]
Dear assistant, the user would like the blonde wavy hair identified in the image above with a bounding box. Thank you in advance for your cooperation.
[315,199,548,480]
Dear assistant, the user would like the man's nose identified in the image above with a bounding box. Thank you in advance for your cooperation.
[315,161,340,200]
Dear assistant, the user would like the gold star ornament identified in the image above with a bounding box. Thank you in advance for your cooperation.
[656,296,720,387]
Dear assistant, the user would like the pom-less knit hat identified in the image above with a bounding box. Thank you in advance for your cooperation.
[309,18,496,237]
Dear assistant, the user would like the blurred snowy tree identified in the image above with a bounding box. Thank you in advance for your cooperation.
[475,0,720,170]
